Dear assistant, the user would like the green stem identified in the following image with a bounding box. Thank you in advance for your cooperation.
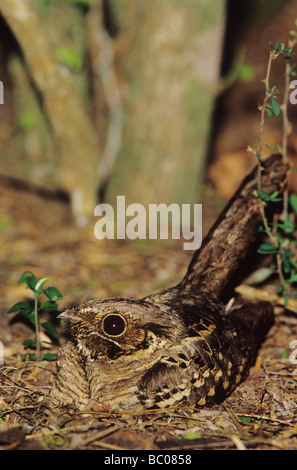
[34,293,40,360]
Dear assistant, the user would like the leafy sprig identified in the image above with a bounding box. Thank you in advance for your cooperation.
[7,271,63,361]
[269,40,295,56]
[263,85,281,117]
[249,20,297,307]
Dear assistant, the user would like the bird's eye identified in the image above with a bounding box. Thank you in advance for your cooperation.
[102,314,126,337]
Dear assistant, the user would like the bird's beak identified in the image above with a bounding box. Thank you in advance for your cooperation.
[57,310,70,319]
[57,310,82,321]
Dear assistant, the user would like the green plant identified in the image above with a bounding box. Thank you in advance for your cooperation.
[248,20,297,306]
[7,271,63,361]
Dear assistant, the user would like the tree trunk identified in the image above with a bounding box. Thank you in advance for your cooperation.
[106,0,226,218]
[0,0,101,222]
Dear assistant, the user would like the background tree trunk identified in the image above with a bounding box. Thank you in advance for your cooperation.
[0,0,226,225]
[0,0,101,223]
[106,0,226,221]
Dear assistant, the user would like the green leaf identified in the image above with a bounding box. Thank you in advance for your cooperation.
[18,271,37,291]
[23,338,36,347]
[264,103,272,116]
[183,431,202,440]
[41,321,59,339]
[7,301,35,326]
[276,231,284,245]
[43,286,63,301]
[257,189,282,202]
[282,258,291,274]
[289,194,297,216]
[269,190,282,202]
[41,353,57,361]
[7,301,31,314]
[7,302,35,326]
[271,96,280,116]
[270,40,295,55]
[239,416,251,424]
[35,276,51,293]
[20,310,36,326]
[264,143,282,152]
[283,248,293,260]
[257,189,271,202]
[255,151,265,163]
[39,300,59,311]
[273,220,295,233]
[270,85,278,94]
[22,353,37,361]
[257,243,279,254]
[287,273,297,284]
[7,301,36,325]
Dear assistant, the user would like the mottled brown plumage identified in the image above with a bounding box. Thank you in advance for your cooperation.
[50,154,287,411]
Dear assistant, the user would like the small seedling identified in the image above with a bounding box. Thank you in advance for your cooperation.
[7,271,63,361]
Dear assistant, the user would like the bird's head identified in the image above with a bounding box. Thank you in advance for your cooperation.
[58,297,178,361]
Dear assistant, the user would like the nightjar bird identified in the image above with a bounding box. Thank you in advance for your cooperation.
[50,154,287,411]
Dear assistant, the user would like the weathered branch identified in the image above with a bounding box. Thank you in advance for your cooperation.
[179,154,288,299]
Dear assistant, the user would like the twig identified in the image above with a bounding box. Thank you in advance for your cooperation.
[281,56,291,165]
[258,50,279,161]
[222,403,250,438]
[0,404,40,419]
[86,0,124,182]
[257,50,280,242]
[255,379,268,413]
[280,55,292,226]
[230,435,247,450]
[255,52,280,245]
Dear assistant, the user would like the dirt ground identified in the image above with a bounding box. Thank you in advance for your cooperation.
[0,180,297,451]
